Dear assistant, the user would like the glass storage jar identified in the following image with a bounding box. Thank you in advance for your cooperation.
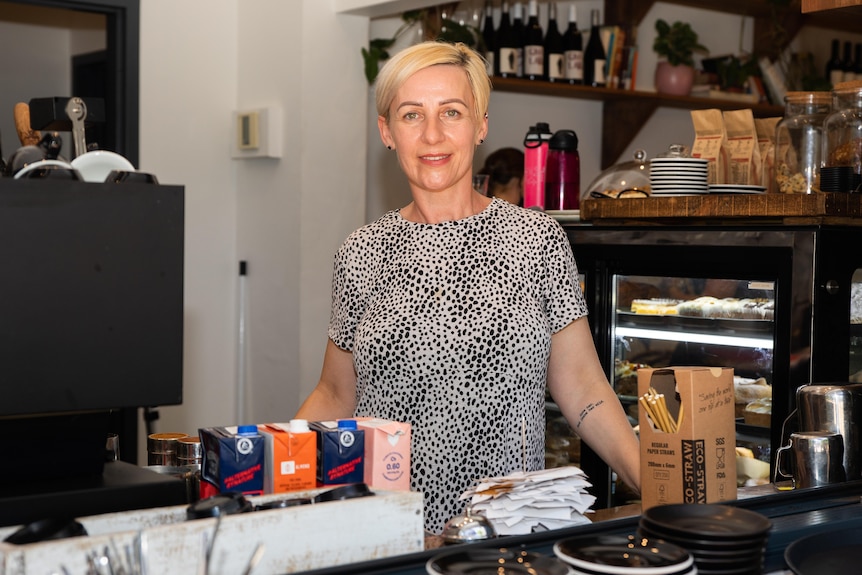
[822,80,862,193]
[774,92,831,194]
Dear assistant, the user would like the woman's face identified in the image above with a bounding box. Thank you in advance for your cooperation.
[378,65,487,196]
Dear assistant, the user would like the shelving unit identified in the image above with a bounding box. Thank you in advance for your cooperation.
[492,77,784,169]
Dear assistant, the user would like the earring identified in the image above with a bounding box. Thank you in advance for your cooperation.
[386,145,392,150]
[479,139,485,145]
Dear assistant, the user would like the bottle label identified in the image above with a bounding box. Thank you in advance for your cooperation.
[565,50,584,81]
[524,45,544,76]
[593,58,607,84]
[499,47,519,75]
[844,71,857,82]
[830,69,843,85]
[548,54,565,80]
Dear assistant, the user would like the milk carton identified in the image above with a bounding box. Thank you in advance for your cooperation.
[260,420,317,493]
[356,418,411,491]
[199,425,265,496]
[309,419,364,485]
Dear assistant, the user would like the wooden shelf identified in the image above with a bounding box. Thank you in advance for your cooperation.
[580,193,862,225]
[492,77,784,169]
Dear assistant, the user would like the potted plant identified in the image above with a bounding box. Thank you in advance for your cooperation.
[652,19,708,96]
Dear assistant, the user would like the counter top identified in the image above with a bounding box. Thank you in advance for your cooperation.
[581,193,862,225]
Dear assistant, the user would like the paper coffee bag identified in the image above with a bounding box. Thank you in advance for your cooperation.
[723,109,761,186]
[691,109,727,184]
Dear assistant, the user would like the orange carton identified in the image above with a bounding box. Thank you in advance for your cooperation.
[356,418,411,491]
[638,367,737,510]
[259,420,317,494]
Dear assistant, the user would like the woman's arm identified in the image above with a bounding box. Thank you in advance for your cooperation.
[295,339,359,421]
[546,316,641,492]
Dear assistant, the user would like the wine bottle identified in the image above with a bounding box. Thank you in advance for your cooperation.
[826,38,844,86]
[481,0,496,77]
[496,1,518,78]
[583,9,606,87]
[843,40,856,82]
[562,4,583,85]
[544,2,565,83]
[512,2,526,78]
[524,0,544,80]
[855,43,862,78]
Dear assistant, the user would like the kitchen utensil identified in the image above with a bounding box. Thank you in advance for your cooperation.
[4,517,87,545]
[186,492,252,519]
[784,527,862,575]
[13,159,79,180]
[554,534,695,574]
[440,503,497,544]
[427,547,569,575]
[71,150,136,183]
[13,102,41,147]
[795,383,862,481]
[312,482,374,503]
[65,96,88,158]
[775,430,845,488]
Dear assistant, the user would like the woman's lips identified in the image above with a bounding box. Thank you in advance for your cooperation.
[420,154,450,163]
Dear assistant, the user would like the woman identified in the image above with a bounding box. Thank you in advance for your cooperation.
[478,147,525,206]
[296,41,639,533]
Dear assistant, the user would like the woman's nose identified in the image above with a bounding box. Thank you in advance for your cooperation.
[421,116,445,144]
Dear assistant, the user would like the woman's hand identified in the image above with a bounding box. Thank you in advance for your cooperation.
[295,339,358,421]
[547,317,641,493]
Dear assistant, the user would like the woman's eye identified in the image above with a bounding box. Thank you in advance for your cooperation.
[443,109,461,119]
[404,111,420,120]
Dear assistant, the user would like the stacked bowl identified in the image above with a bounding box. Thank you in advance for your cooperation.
[649,157,709,196]
[638,504,772,575]
[553,534,697,575]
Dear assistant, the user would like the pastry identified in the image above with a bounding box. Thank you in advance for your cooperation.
[744,397,772,427]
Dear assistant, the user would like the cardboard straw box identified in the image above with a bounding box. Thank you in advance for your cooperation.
[638,367,737,510]
[356,418,411,491]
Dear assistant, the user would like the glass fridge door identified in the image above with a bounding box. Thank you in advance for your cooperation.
[611,275,775,478]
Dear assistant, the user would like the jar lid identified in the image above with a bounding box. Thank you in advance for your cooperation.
[147,432,189,453]
[785,91,831,104]
[187,492,253,519]
[237,425,258,435]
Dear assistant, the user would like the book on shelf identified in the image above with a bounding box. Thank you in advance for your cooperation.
[600,24,637,90]
[758,57,787,106]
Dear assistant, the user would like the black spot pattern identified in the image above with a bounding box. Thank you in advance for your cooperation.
[328,198,588,533]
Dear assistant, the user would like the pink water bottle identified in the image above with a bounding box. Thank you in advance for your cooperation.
[523,122,553,209]
[544,129,580,210]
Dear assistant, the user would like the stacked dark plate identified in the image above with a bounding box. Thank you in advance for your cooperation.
[553,534,696,575]
[638,504,772,575]
[820,166,862,193]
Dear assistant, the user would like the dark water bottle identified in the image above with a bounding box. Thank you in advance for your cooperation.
[544,129,580,210]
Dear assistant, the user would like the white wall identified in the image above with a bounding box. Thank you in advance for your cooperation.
[138,0,368,454]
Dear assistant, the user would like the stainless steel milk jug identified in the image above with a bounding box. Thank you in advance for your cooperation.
[796,383,862,481]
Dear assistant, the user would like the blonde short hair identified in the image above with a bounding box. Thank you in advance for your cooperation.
[375,41,492,123]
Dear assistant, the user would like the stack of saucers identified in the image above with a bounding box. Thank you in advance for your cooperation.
[638,504,772,575]
[553,534,696,575]
[649,157,709,196]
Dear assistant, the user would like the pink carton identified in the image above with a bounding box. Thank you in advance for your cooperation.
[356,418,411,491]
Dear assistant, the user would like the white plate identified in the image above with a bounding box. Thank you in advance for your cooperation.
[13,159,75,179]
[650,176,709,182]
[71,150,135,183]
[709,184,767,192]
[545,210,581,223]
[650,157,709,164]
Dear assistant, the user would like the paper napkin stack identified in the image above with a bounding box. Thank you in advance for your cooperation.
[459,466,596,535]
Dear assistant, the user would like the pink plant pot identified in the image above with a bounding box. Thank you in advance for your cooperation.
[654,61,695,96]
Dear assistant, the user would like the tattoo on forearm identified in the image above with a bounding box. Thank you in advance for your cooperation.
[577,400,605,428]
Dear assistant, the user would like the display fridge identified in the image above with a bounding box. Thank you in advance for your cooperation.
[546,222,862,508]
